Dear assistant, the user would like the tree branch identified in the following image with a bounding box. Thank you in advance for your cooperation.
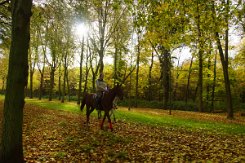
[0,0,9,6]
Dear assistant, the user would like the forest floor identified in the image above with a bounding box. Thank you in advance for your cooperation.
[0,100,245,162]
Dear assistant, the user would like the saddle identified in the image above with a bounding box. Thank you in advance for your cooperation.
[94,92,105,110]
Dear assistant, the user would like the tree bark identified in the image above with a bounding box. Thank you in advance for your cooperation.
[66,69,70,101]
[49,67,55,101]
[29,69,34,98]
[58,66,62,101]
[39,72,44,100]
[135,32,140,108]
[211,51,217,112]
[61,56,67,103]
[147,49,154,101]
[83,46,90,95]
[77,38,84,104]
[196,1,204,112]
[163,50,170,108]
[1,0,32,162]
[185,56,194,103]
[212,0,233,118]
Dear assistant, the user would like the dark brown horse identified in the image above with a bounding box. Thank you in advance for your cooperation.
[80,84,123,131]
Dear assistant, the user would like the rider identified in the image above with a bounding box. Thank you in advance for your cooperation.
[96,72,108,110]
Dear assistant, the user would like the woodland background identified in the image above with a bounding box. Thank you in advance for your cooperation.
[0,0,245,116]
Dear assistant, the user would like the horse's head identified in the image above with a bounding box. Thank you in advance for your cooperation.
[115,84,123,100]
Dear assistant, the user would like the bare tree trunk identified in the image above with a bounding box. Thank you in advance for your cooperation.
[61,57,67,103]
[196,1,204,112]
[206,43,212,110]
[114,46,118,86]
[83,47,90,95]
[173,56,182,101]
[161,47,171,108]
[39,72,44,100]
[185,56,194,103]
[77,38,84,104]
[49,67,55,101]
[1,0,32,162]
[135,32,140,108]
[29,69,34,98]
[211,51,217,112]
[148,49,154,101]
[212,0,233,118]
[66,70,70,101]
[58,66,62,101]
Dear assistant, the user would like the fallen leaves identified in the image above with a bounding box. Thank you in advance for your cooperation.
[0,101,245,162]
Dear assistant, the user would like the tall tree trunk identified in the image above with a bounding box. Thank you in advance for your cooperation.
[58,66,62,101]
[206,57,211,109]
[1,0,32,162]
[77,38,84,105]
[211,51,217,112]
[148,49,154,101]
[212,0,233,119]
[29,69,34,98]
[61,57,67,103]
[157,47,170,107]
[215,32,233,118]
[196,1,204,112]
[38,55,45,100]
[206,43,212,110]
[49,67,55,101]
[39,72,44,100]
[135,33,140,108]
[83,48,90,95]
[114,47,118,86]
[164,53,170,108]
[173,56,182,101]
[66,70,70,101]
[185,56,194,103]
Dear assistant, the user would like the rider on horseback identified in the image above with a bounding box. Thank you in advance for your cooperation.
[96,72,108,110]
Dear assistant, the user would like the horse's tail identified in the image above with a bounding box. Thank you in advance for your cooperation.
[80,94,87,112]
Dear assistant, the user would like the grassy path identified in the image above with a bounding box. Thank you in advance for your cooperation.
[0,97,245,162]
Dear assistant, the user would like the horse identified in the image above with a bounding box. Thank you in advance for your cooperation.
[80,84,123,131]
[97,96,119,122]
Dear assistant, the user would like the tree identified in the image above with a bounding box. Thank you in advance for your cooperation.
[1,0,33,162]
[139,0,189,108]
[212,0,233,118]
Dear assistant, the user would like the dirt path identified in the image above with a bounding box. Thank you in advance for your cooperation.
[0,103,245,162]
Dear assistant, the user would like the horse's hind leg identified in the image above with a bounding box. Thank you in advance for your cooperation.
[100,113,106,130]
[106,111,113,131]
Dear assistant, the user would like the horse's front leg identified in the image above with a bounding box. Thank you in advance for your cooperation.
[106,111,113,131]
[100,112,106,130]
[86,107,90,126]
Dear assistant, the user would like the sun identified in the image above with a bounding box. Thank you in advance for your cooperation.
[74,23,89,41]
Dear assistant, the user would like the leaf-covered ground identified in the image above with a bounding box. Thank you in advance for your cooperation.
[1,101,245,162]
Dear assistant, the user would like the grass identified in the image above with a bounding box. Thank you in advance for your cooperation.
[26,98,81,113]
[1,95,245,135]
[116,109,245,135]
